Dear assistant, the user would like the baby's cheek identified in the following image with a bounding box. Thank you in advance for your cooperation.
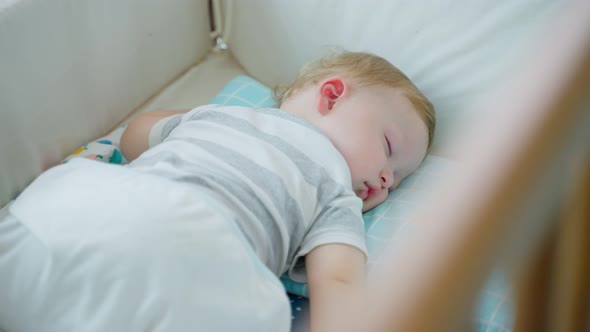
[348,160,378,183]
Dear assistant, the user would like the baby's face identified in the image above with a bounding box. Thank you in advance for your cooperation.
[317,85,429,211]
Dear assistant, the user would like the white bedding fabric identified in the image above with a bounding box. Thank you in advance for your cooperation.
[223,0,563,154]
[0,159,290,332]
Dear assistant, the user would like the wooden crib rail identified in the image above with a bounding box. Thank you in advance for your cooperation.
[514,162,590,332]
[362,2,590,332]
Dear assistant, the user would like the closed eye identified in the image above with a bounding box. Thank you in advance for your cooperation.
[385,135,392,157]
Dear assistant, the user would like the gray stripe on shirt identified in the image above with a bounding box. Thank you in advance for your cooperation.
[143,108,364,273]
[312,199,365,234]
[132,146,304,274]
[184,137,306,242]
[187,110,346,208]
[185,110,366,269]
[160,114,183,142]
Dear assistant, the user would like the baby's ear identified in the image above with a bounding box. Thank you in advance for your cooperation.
[317,78,346,115]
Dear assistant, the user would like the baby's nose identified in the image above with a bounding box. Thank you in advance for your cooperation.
[380,169,394,188]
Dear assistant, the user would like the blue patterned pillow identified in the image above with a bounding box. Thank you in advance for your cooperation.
[210,75,277,108]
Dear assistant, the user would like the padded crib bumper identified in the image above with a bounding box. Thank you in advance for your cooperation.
[0,0,212,207]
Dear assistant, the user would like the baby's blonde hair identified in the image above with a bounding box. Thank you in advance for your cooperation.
[276,51,436,150]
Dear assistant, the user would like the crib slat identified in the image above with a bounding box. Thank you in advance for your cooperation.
[513,230,555,332]
[362,2,590,331]
[548,160,590,332]
[515,160,590,332]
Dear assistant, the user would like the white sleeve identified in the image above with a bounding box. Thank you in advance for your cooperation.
[287,195,368,283]
[147,114,184,148]
[147,105,221,148]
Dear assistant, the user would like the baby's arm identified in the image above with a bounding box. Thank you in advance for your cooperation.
[306,243,367,332]
[120,110,189,162]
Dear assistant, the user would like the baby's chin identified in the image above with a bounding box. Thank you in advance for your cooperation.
[361,194,387,212]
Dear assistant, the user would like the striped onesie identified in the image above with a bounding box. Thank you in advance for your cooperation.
[133,104,368,281]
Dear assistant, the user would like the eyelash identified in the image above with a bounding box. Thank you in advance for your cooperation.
[385,136,392,157]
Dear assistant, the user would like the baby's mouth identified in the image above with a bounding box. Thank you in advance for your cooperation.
[359,182,380,201]
[358,189,369,200]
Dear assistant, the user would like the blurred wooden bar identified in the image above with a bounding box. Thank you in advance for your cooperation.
[513,230,555,332]
[514,160,590,332]
[549,160,590,332]
[363,2,590,331]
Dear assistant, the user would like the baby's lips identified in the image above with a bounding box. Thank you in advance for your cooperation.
[366,187,382,201]
[356,186,369,200]
[363,182,381,198]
